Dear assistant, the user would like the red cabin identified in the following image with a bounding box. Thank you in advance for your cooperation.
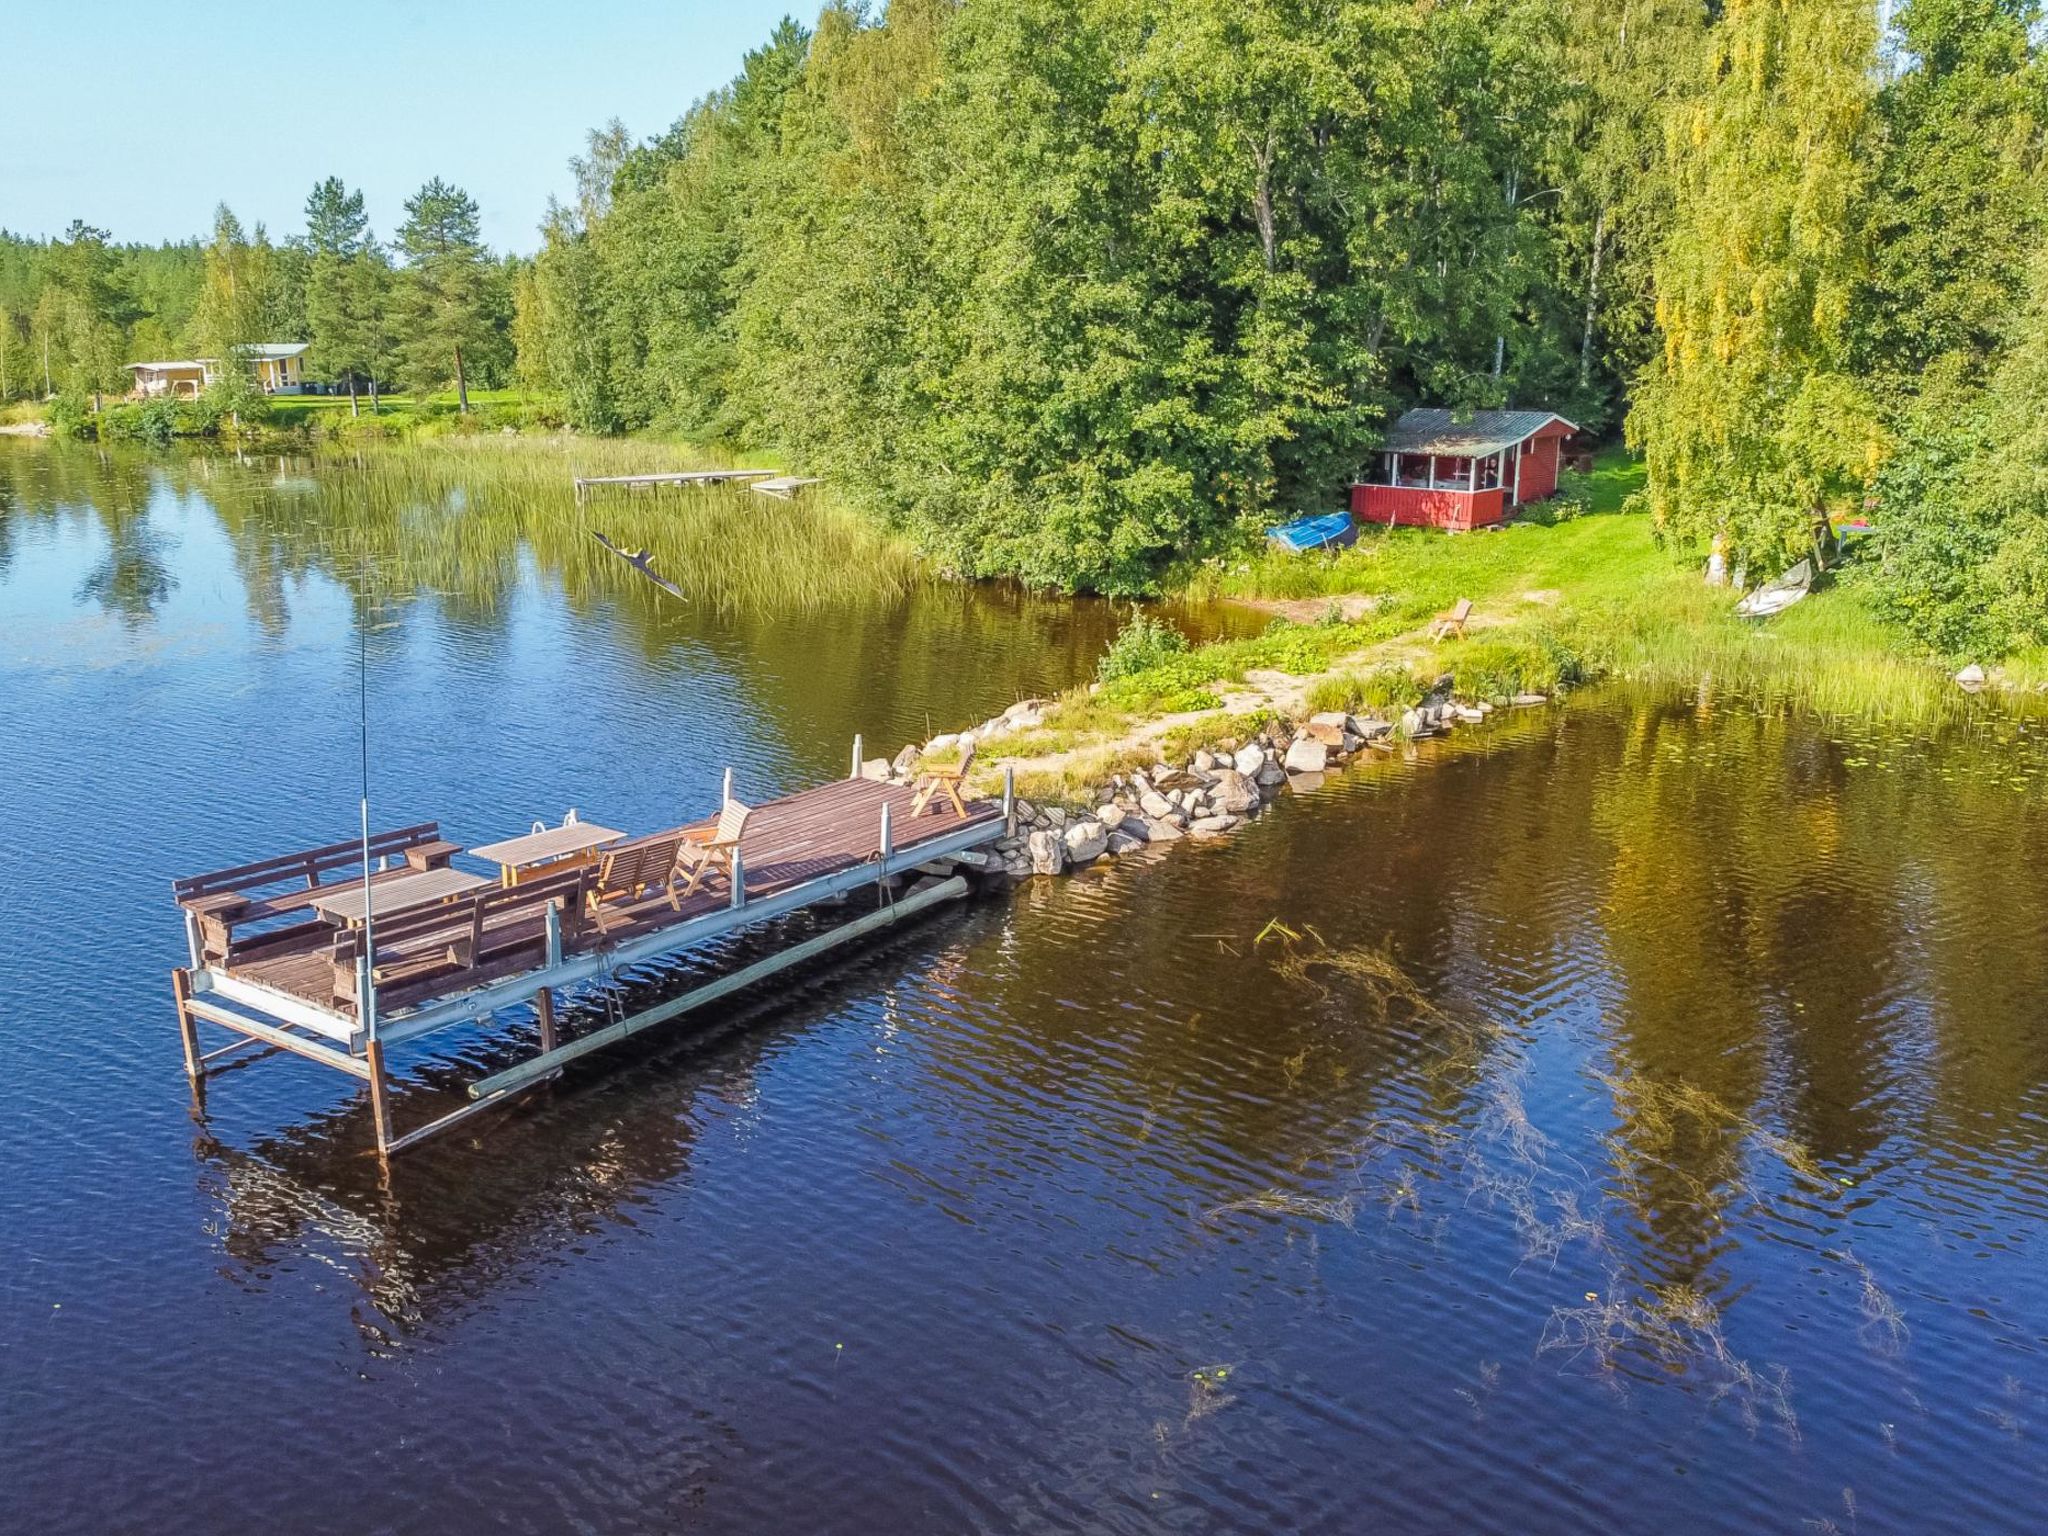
[1351,409,1579,531]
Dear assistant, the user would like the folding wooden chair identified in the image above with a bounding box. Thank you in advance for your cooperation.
[910,740,976,819]
[1429,597,1473,641]
[676,799,751,898]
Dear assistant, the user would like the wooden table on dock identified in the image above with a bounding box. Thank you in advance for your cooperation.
[471,822,625,887]
[308,866,488,927]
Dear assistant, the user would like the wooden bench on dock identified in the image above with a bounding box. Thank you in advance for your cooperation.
[331,864,593,1013]
[173,823,455,966]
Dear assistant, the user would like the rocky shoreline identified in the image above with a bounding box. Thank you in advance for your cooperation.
[864,685,1552,884]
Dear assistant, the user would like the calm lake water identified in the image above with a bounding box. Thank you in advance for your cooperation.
[4,439,2048,1534]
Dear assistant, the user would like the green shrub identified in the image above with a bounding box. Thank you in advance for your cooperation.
[47,393,93,438]
[1097,611,1189,682]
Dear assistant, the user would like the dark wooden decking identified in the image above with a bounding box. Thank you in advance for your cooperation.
[227,778,1000,1017]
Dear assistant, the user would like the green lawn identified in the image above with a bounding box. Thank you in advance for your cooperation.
[1164,447,2001,722]
[262,387,548,426]
[1194,450,1676,610]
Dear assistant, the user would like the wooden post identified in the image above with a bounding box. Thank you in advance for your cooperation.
[172,969,202,1081]
[729,845,746,910]
[1512,443,1523,506]
[850,734,863,780]
[365,1037,393,1157]
[183,910,205,970]
[535,988,558,1054]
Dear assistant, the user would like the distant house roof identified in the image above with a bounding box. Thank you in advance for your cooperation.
[127,343,309,372]
[1381,409,1578,457]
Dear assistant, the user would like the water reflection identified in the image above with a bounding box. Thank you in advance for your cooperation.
[8,435,2048,1532]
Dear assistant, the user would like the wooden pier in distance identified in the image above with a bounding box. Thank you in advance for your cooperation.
[170,755,1010,1158]
[571,468,776,501]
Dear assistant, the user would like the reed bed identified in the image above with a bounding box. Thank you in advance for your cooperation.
[293,436,926,615]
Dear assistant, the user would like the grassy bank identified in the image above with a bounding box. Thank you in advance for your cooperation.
[959,450,2046,803]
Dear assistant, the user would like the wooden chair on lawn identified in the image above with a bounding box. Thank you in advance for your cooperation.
[1430,597,1473,641]
[910,740,977,819]
[676,798,751,899]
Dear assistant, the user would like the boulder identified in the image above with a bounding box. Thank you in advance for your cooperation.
[1400,708,1425,737]
[1097,803,1128,833]
[926,732,960,755]
[1350,716,1392,741]
[1232,742,1267,777]
[1510,693,1547,707]
[1193,749,1217,772]
[1012,798,1038,823]
[1188,814,1240,836]
[1045,806,1068,828]
[1027,828,1067,876]
[1211,769,1259,814]
[1255,761,1288,787]
[891,743,922,776]
[859,758,891,782]
[1107,829,1150,855]
[1139,789,1176,820]
[1287,770,1327,793]
[1454,705,1486,724]
[1283,737,1329,774]
[1956,663,1988,692]
[1306,711,1351,746]
[1142,816,1185,843]
[1062,818,1109,864]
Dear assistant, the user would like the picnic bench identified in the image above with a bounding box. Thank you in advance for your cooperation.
[330,865,593,1012]
[173,823,453,966]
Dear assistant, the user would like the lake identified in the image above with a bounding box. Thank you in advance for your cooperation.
[3,439,2046,1534]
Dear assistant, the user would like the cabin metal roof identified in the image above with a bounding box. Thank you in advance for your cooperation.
[1381,409,1577,456]
[127,343,308,371]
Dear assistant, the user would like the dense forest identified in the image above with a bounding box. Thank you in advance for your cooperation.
[6,1,2047,653]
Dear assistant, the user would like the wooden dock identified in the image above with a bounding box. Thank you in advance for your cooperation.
[170,758,1010,1157]
[571,469,776,501]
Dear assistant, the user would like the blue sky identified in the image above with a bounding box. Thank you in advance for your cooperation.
[11,1,801,253]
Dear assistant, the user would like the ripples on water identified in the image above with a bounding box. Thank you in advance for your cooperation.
[4,442,2048,1533]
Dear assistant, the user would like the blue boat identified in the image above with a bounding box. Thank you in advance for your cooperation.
[1266,511,1358,553]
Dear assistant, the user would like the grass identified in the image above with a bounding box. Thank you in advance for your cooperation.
[262,387,549,427]
[182,431,920,615]
[1169,447,2032,727]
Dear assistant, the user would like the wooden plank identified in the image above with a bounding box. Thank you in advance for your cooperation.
[310,866,489,926]
[172,969,201,1080]
[570,469,777,490]
[183,997,372,1079]
[469,876,970,1099]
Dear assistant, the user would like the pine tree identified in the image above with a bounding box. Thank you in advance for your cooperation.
[395,178,493,410]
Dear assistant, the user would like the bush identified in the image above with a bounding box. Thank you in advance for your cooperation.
[99,397,189,446]
[1524,470,1591,525]
[1097,610,1189,682]
[46,392,93,438]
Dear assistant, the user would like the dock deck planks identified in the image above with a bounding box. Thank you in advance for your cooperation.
[226,776,1000,1016]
